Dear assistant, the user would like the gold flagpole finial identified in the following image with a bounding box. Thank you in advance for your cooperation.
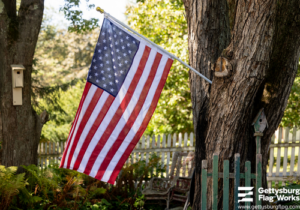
[96,7,105,14]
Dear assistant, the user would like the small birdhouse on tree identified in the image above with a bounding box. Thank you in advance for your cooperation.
[252,108,268,134]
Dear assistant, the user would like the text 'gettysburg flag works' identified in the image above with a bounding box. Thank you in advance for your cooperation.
[59,17,173,184]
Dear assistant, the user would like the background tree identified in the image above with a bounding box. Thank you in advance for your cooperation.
[181,0,300,209]
[0,0,97,167]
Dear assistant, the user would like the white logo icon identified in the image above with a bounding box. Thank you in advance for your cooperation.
[238,187,254,203]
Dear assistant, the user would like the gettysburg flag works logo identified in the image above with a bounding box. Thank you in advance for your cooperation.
[238,187,254,203]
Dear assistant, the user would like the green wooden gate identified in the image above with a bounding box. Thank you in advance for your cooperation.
[200,109,266,210]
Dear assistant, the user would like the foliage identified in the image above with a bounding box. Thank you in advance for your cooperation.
[0,154,166,210]
[60,0,99,33]
[126,0,193,136]
[281,63,300,128]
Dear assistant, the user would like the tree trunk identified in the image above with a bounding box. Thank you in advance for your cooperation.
[0,0,45,167]
[183,0,300,209]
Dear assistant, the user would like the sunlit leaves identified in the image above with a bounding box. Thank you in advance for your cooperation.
[126,0,193,135]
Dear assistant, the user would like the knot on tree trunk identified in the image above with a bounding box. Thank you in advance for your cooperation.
[211,57,233,77]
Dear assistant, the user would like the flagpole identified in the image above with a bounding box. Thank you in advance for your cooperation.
[96,7,213,85]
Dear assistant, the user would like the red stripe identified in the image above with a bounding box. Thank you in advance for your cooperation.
[60,82,92,168]
[66,88,104,168]
[107,58,173,184]
[72,94,115,170]
[94,53,163,180]
[83,46,151,175]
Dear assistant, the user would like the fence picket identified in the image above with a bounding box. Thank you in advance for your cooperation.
[167,134,171,177]
[290,127,297,182]
[184,133,188,147]
[190,132,194,147]
[245,161,251,208]
[234,154,240,210]
[276,127,283,177]
[146,136,150,165]
[201,160,207,210]
[282,127,289,186]
[212,154,218,210]
[141,136,145,161]
[161,134,166,178]
[223,160,229,210]
[178,133,182,148]
[157,135,161,177]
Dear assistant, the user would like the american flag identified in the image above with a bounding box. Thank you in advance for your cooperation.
[60,17,173,184]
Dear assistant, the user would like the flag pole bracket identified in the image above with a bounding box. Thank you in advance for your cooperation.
[96,7,105,14]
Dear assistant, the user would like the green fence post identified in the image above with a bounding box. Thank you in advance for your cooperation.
[223,160,229,210]
[256,154,262,209]
[245,161,251,209]
[201,160,207,210]
[212,154,219,210]
[234,153,240,210]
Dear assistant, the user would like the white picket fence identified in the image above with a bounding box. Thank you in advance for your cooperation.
[38,128,300,186]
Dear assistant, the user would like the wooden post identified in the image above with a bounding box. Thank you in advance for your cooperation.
[201,160,207,210]
[223,160,229,210]
[256,154,262,209]
[234,153,240,210]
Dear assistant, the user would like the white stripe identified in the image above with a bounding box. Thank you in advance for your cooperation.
[69,91,110,169]
[63,85,97,168]
[89,48,158,177]
[101,54,170,182]
[77,42,146,173]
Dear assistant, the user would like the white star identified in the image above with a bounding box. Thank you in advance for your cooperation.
[99,56,102,60]
[106,61,109,64]
[100,64,103,67]
[126,36,129,39]
[114,73,117,76]
[108,75,112,78]
[110,44,113,48]
[120,39,123,42]
[127,43,130,47]
[95,73,98,76]
[119,32,122,35]
[109,37,112,40]
[116,80,118,83]
[89,75,92,79]
[96,79,99,83]
[103,40,106,43]
[128,50,132,54]
[110,88,114,92]
[114,35,117,38]
[104,47,107,50]
[125,60,128,64]
[118,56,121,60]
[105,54,108,57]
[97,43,100,46]
[112,59,115,62]
[102,32,105,36]
[113,66,116,69]
[101,70,104,73]
[119,63,122,67]
[93,59,96,62]
[120,70,124,74]
[107,68,111,71]
[111,52,114,55]
[116,49,120,52]
[123,53,127,57]
[98,49,101,53]
[94,66,97,69]
[103,84,107,87]
[122,46,125,49]
[115,42,118,45]
[109,82,113,85]
[133,41,135,44]
[102,77,105,80]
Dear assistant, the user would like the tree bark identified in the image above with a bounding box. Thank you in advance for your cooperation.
[0,0,45,167]
[183,0,300,209]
